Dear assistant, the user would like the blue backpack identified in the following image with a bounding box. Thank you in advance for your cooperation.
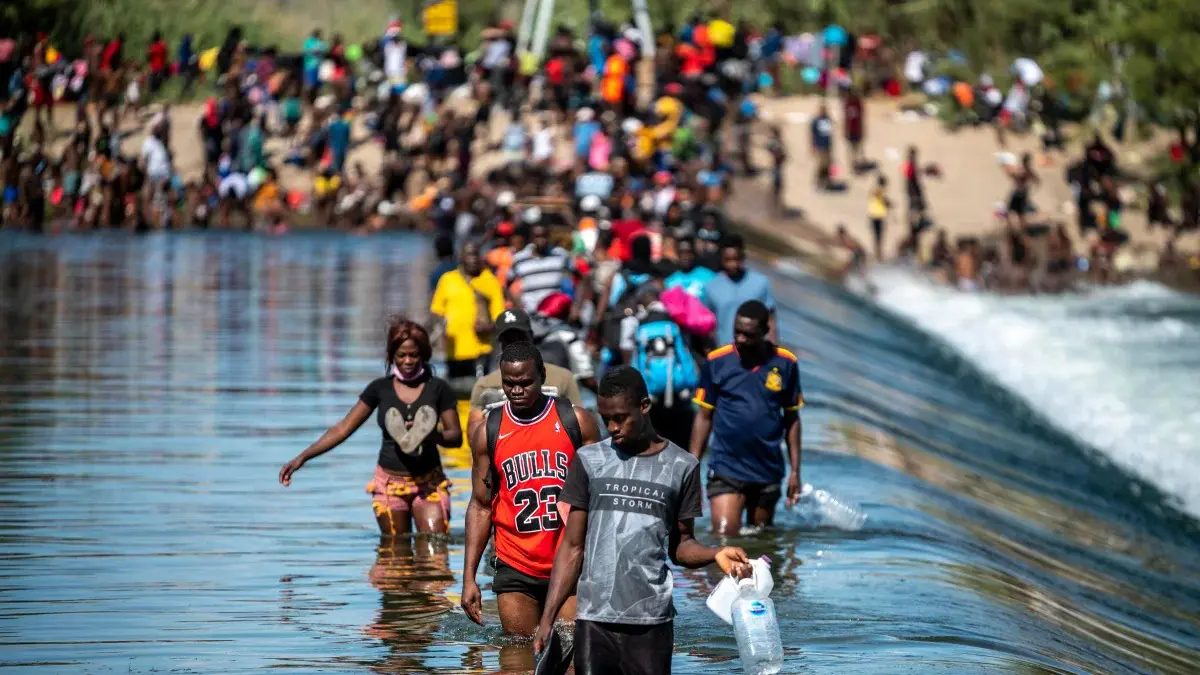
[634,312,698,408]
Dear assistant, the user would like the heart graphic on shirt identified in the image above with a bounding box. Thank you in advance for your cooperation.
[385,406,438,455]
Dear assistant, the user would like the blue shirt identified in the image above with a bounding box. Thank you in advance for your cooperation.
[573,120,600,157]
[328,118,351,154]
[609,271,655,307]
[704,269,776,345]
[666,266,716,302]
[303,37,327,72]
[811,115,833,151]
[694,345,803,483]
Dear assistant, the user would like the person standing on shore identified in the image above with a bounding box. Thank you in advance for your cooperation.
[461,342,601,638]
[903,145,929,251]
[533,366,750,674]
[867,174,891,261]
[690,300,803,536]
[278,317,463,536]
[811,103,834,190]
[1004,152,1039,230]
[844,86,865,167]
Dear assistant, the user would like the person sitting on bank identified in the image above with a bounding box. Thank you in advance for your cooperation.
[534,366,750,674]
[689,300,803,537]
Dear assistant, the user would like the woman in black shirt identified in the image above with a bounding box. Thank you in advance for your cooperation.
[279,317,462,535]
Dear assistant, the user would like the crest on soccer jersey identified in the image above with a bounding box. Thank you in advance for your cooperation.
[765,368,782,392]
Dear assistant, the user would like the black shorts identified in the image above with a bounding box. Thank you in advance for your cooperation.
[574,619,673,675]
[706,470,781,507]
[492,558,548,602]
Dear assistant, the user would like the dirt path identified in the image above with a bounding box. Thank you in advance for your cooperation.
[741,94,1198,265]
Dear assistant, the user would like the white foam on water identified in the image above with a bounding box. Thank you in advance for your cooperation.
[867,267,1200,517]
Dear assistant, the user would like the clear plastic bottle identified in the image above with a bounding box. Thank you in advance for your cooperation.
[794,484,867,530]
[731,578,783,674]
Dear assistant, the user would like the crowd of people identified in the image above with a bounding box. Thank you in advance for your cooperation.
[252,13,813,674]
[0,15,797,234]
[279,238,803,673]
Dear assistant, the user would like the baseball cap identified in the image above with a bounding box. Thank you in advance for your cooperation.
[495,307,533,339]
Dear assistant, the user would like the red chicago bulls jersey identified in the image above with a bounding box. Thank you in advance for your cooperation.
[488,397,579,578]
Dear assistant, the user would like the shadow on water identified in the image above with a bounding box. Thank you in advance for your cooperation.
[0,233,1197,673]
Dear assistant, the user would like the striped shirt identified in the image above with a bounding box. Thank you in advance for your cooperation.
[508,245,573,313]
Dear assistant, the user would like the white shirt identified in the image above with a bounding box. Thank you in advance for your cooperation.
[904,51,927,83]
[482,39,510,69]
[532,128,554,162]
[384,40,407,81]
[140,135,171,181]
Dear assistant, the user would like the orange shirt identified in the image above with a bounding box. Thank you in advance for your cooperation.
[487,246,515,289]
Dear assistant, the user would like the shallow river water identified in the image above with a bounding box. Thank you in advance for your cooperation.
[1,233,1197,674]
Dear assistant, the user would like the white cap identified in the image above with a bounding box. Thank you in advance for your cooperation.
[497,190,515,207]
[580,194,601,212]
[622,118,643,134]
[522,206,542,224]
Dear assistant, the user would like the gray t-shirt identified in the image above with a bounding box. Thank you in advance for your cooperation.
[561,438,703,625]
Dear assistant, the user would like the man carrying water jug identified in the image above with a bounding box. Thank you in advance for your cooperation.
[534,366,749,675]
[690,300,804,537]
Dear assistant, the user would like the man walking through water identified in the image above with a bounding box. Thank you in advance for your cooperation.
[461,342,601,638]
[690,300,803,536]
[533,366,750,674]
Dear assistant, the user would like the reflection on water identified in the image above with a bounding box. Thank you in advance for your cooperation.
[1,234,1198,674]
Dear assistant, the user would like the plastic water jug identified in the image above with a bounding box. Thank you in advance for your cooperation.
[794,484,867,530]
[707,557,773,625]
[731,578,783,674]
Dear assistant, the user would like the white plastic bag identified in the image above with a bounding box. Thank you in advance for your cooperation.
[706,557,773,625]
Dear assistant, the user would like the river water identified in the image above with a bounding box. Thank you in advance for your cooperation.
[1,233,1197,674]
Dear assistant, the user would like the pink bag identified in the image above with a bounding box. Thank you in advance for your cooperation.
[588,132,611,171]
[661,287,716,336]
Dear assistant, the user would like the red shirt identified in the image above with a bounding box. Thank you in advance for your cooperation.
[490,399,577,578]
[148,41,167,73]
[844,96,864,138]
[101,40,121,71]
[610,217,645,245]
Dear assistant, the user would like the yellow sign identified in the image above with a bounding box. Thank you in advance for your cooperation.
[423,0,458,36]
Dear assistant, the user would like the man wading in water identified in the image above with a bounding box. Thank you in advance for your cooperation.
[690,300,803,536]
[461,343,600,646]
[534,367,749,674]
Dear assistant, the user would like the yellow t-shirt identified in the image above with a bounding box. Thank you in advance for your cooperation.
[867,187,888,219]
[708,20,735,48]
[430,269,506,361]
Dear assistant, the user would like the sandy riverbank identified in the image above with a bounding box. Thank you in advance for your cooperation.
[740,95,1200,267]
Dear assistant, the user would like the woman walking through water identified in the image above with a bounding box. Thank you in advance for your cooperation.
[279,317,463,535]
